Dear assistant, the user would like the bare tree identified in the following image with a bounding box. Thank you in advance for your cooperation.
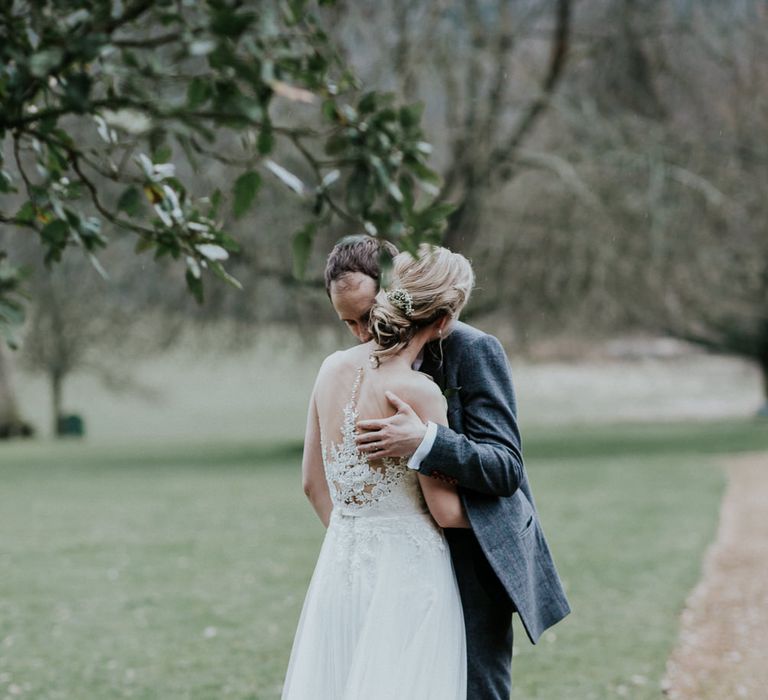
[0,344,32,437]
[19,242,179,436]
[465,0,768,409]
[328,0,573,251]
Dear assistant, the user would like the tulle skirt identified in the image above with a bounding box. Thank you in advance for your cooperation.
[281,509,467,700]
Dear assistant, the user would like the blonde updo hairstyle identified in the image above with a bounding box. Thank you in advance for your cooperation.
[369,244,475,366]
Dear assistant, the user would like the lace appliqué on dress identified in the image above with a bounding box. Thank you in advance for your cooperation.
[321,366,415,511]
[319,364,443,589]
[328,513,446,587]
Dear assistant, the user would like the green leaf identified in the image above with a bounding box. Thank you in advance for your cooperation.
[62,73,92,112]
[345,167,372,214]
[196,244,228,261]
[399,234,420,256]
[414,202,456,230]
[46,143,67,175]
[187,78,213,109]
[15,201,36,224]
[185,268,204,303]
[189,40,216,56]
[399,102,424,129]
[377,247,394,288]
[0,170,15,193]
[153,145,172,163]
[387,181,404,203]
[78,216,105,250]
[399,174,416,211]
[117,186,144,217]
[324,133,347,155]
[218,232,241,253]
[370,155,390,189]
[322,99,338,122]
[233,171,262,218]
[257,124,274,155]
[265,160,305,195]
[408,158,442,185]
[208,188,223,219]
[121,50,139,68]
[29,49,64,77]
[321,169,341,189]
[0,301,25,327]
[63,8,91,28]
[63,208,81,228]
[148,128,167,157]
[313,192,325,216]
[211,8,255,37]
[86,252,109,280]
[292,222,318,279]
[186,255,201,280]
[358,92,378,115]
[282,0,307,24]
[209,260,243,290]
[40,219,70,245]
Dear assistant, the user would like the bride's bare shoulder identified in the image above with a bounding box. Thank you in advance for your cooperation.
[388,370,445,410]
[316,345,370,381]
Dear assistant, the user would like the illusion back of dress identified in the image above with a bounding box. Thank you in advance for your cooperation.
[320,366,428,518]
[282,361,467,700]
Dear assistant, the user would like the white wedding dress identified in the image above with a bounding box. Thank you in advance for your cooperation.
[281,367,466,700]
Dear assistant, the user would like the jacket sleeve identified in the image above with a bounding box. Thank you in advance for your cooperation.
[418,333,525,497]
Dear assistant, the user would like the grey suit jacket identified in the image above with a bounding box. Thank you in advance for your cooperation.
[418,321,571,644]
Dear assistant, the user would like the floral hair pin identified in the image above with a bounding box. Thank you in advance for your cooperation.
[386,288,414,317]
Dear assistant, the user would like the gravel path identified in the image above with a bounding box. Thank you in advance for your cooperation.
[663,452,768,699]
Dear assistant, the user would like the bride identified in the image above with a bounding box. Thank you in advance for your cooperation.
[281,245,475,700]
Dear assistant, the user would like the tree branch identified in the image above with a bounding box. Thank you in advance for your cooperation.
[102,0,155,34]
[439,0,485,200]
[0,213,38,230]
[482,0,572,185]
[12,133,33,194]
[112,32,183,48]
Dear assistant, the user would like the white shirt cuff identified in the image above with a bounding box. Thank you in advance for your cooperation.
[407,421,438,470]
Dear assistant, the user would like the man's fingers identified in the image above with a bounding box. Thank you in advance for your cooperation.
[359,444,395,458]
[355,431,382,445]
[357,441,382,452]
[356,418,387,431]
[357,443,380,454]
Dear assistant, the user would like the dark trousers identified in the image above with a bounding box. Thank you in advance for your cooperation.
[445,528,514,700]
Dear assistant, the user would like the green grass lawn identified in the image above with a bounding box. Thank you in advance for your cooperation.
[1,420,766,699]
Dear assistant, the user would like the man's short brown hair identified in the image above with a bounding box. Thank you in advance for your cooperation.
[324,235,399,295]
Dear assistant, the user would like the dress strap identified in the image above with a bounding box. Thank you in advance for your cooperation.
[348,365,365,412]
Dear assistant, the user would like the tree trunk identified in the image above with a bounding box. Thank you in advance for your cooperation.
[51,369,64,437]
[0,346,20,422]
[443,188,484,253]
[0,345,33,438]
[758,353,768,417]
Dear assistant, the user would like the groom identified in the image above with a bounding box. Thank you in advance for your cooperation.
[324,236,571,700]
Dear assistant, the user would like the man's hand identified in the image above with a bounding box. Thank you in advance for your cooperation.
[355,391,427,459]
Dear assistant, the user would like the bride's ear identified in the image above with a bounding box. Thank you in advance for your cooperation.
[436,314,452,335]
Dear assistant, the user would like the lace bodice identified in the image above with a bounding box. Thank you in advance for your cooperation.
[321,366,428,517]
[282,365,463,700]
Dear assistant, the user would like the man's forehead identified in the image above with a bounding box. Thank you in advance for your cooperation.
[332,271,376,292]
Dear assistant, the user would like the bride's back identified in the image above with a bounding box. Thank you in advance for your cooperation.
[314,345,433,450]
[313,344,432,514]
